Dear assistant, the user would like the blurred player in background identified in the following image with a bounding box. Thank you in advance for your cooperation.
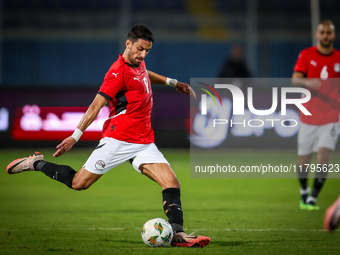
[6,24,210,248]
[324,195,340,231]
[218,44,252,79]
[292,20,340,210]
[217,44,251,89]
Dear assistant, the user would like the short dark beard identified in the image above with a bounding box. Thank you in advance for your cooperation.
[129,58,141,67]
[128,52,141,67]
[320,40,333,48]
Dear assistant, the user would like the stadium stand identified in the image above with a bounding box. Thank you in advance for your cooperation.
[2,0,340,84]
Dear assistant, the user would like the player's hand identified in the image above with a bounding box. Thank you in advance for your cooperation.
[305,79,321,90]
[175,81,196,99]
[53,137,77,157]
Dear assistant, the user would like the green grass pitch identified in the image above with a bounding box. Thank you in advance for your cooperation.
[0,148,339,255]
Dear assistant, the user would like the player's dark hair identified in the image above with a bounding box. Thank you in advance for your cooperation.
[127,24,154,43]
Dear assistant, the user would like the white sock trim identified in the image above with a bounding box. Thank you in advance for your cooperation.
[300,187,310,195]
[306,196,317,204]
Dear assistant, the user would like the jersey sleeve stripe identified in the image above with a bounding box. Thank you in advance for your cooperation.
[98,91,112,101]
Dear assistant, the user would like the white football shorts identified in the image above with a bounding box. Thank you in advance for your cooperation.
[83,137,169,175]
[298,122,339,156]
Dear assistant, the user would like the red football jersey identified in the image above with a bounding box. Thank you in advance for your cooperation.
[294,46,340,125]
[98,54,154,144]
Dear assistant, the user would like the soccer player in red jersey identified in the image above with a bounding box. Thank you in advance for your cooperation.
[292,20,340,210]
[6,24,210,248]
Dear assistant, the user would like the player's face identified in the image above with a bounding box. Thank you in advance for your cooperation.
[316,24,336,48]
[126,39,152,66]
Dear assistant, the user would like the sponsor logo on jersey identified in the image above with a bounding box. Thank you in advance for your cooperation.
[334,63,340,73]
[310,60,317,67]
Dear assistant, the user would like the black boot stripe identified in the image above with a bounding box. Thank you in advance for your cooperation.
[8,159,26,174]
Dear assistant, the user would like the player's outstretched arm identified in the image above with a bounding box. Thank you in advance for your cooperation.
[292,72,321,90]
[147,70,196,98]
[53,94,109,157]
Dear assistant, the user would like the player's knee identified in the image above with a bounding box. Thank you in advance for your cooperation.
[160,177,180,190]
[318,148,332,164]
[298,155,312,166]
[72,181,89,191]
[175,179,181,188]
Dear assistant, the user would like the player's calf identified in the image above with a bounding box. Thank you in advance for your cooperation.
[34,160,77,189]
[163,188,184,233]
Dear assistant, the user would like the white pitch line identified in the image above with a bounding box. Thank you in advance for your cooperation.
[0,228,124,231]
[190,228,339,232]
[1,228,338,232]
[88,228,123,231]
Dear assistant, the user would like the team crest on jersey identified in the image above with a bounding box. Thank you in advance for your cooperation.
[95,160,106,170]
[334,63,340,73]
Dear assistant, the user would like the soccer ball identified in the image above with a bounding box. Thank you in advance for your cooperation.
[141,218,173,247]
